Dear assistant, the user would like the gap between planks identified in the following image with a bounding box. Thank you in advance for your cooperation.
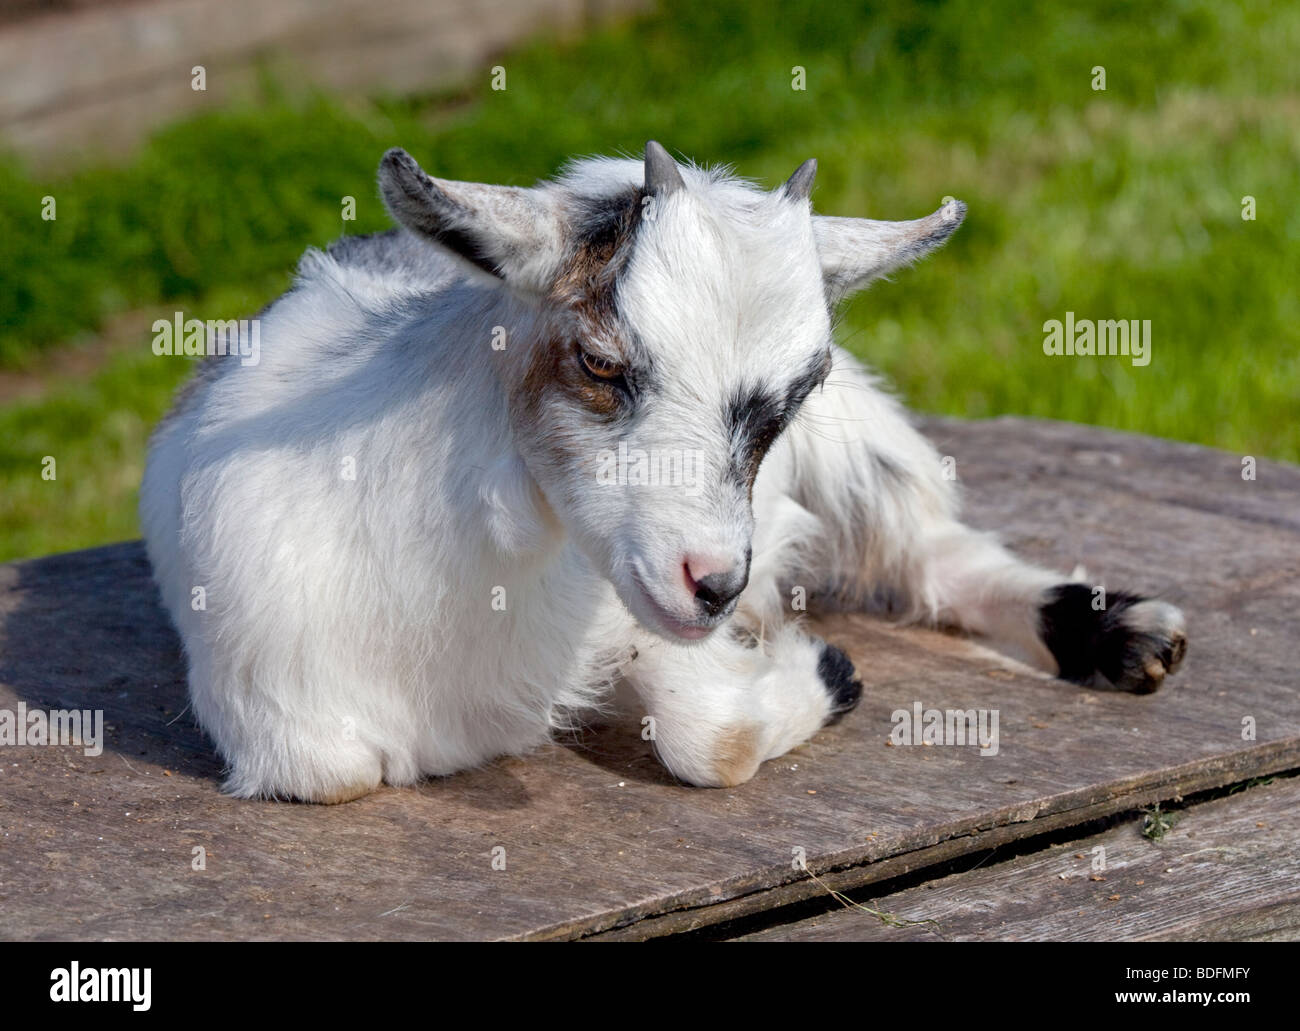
[730,772,1300,942]
[573,756,1300,941]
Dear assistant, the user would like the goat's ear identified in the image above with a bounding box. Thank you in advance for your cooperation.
[378,148,565,291]
[813,199,966,303]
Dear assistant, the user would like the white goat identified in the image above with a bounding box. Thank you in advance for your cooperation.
[140,142,1187,802]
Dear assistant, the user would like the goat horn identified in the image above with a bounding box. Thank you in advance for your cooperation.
[783,158,817,201]
[644,141,685,196]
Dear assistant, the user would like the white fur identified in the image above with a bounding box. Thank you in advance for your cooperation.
[140,147,1180,801]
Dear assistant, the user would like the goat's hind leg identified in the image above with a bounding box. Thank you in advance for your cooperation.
[911,521,1188,693]
[784,350,1187,693]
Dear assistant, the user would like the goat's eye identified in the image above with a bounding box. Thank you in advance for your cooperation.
[579,349,625,383]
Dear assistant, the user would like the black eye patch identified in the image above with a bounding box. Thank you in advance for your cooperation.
[786,349,833,408]
[725,351,832,491]
[726,387,784,491]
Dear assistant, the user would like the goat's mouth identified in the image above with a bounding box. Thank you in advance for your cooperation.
[628,568,721,642]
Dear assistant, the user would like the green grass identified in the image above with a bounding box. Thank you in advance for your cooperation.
[1,0,1297,561]
[1141,803,1178,841]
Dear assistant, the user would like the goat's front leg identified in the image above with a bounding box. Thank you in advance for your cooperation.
[621,622,862,787]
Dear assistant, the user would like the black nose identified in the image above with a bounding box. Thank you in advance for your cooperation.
[694,555,751,618]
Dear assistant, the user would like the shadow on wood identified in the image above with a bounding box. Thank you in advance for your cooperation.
[1,416,1297,940]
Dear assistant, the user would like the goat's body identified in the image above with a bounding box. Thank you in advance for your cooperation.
[144,236,622,797]
[141,230,916,795]
[142,149,1187,801]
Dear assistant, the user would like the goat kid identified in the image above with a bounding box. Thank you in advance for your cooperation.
[140,142,1187,802]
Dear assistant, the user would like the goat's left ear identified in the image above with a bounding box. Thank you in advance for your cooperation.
[378,148,565,292]
[813,199,966,303]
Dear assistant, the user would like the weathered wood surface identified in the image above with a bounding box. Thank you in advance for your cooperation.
[0,416,1296,940]
[0,0,648,163]
[739,776,1300,941]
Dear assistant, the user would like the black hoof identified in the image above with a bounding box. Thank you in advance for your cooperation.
[817,642,864,723]
[1040,584,1187,694]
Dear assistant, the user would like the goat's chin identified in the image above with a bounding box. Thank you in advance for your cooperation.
[653,620,715,643]
[621,575,719,644]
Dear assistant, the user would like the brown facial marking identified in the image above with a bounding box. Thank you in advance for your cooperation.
[551,187,645,318]
[519,188,645,423]
[520,332,623,422]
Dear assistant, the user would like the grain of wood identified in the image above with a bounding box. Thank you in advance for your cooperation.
[0,417,1296,940]
[737,776,1300,941]
[0,0,650,163]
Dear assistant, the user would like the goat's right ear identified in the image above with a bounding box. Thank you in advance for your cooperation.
[378,148,566,292]
[813,199,966,304]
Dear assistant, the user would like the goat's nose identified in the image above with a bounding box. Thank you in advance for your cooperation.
[685,549,751,618]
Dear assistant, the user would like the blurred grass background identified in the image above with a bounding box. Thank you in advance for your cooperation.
[0,0,1297,561]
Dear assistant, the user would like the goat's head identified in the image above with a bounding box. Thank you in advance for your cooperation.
[379,142,965,641]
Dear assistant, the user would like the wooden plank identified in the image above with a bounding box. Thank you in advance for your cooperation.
[0,417,1297,940]
[0,0,649,163]
[737,776,1300,941]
